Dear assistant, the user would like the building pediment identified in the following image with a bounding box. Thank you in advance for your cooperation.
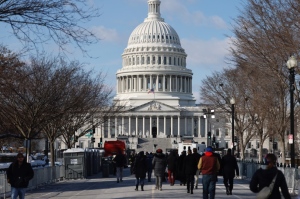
[131,101,178,112]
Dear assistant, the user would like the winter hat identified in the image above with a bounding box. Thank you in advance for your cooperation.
[206,146,213,152]
[156,148,162,153]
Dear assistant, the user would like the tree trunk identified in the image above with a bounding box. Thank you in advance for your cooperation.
[50,141,55,167]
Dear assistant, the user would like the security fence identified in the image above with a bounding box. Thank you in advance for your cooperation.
[0,161,298,198]
[237,161,299,195]
[0,166,65,199]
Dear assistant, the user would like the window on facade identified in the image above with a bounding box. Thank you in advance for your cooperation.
[174,57,176,65]
[158,57,161,64]
[225,142,228,148]
[164,57,166,65]
[137,57,139,65]
[216,129,219,136]
[129,58,131,65]
[165,77,168,89]
[147,57,150,64]
[247,142,251,148]
[152,56,155,64]
[162,35,164,39]
[158,77,162,89]
[166,35,168,39]
[169,57,171,65]
[147,77,150,89]
[133,58,135,65]
[157,35,160,39]
[141,57,144,64]
[225,128,229,136]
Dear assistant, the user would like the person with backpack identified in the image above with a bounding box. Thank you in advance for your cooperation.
[250,153,291,199]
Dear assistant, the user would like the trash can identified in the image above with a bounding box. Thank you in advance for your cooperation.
[102,158,109,177]
[63,148,85,179]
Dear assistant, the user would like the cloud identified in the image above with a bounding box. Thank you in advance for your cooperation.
[91,26,120,43]
[161,0,228,29]
[181,37,232,69]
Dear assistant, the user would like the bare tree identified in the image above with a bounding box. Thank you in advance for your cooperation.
[200,68,256,159]
[228,0,300,162]
[0,0,100,54]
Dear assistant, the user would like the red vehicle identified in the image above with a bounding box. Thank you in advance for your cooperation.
[103,140,126,157]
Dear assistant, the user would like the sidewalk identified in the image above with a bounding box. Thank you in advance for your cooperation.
[23,168,297,199]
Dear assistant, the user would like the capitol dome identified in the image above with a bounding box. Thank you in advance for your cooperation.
[114,0,195,107]
[127,19,181,47]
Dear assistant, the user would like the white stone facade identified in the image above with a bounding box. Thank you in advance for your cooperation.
[69,0,233,151]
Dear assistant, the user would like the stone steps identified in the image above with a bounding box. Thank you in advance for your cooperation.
[137,138,174,153]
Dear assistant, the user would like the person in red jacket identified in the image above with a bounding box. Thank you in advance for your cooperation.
[198,146,220,199]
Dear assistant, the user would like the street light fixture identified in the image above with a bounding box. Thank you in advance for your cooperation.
[287,55,297,168]
[230,97,235,156]
[203,109,215,146]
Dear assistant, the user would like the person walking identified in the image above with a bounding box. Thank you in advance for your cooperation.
[146,152,153,182]
[152,148,166,191]
[183,149,197,194]
[113,150,127,183]
[250,153,291,199]
[133,151,147,191]
[167,150,178,186]
[198,146,220,199]
[7,153,34,199]
[177,150,186,186]
[192,148,201,189]
[221,148,239,195]
[129,151,136,175]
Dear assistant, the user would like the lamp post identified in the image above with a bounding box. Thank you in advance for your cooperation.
[287,55,297,168]
[204,109,215,146]
[230,97,235,156]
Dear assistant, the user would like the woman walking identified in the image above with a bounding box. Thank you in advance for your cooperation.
[152,148,167,191]
[250,153,291,199]
[133,151,147,191]
[167,150,178,186]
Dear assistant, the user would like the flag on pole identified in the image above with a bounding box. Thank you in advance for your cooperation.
[148,88,154,94]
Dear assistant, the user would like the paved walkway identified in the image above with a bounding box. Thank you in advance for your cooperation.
[21,168,297,199]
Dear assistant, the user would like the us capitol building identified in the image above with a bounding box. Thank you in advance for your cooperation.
[73,0,234,152]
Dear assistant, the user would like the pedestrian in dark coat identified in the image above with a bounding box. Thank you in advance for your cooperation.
[192,148,201,189]
[113,150,127,183]
[7,153,34,199]
[133,151,147,191]
[152,148,166,191]
[183,149,198,194]
[167,150,178,186]
[177,150,186,186]
[250,153,291,199]
[146,152,153,182]
[221,148,239,195]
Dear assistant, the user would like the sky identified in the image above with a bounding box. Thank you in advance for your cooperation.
[0,0,243,103]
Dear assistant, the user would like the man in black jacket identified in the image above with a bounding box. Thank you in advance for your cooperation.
[7,153,34,199]
[183,149,197,194]
[221,149,239,195]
